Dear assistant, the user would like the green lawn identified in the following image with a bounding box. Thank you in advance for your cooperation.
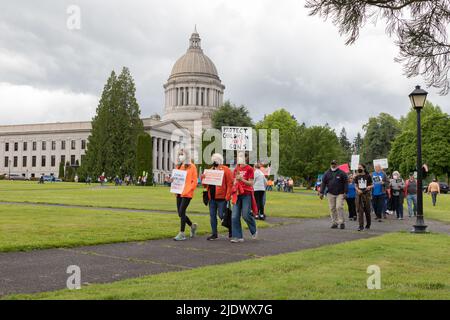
[0,204,268,252]
[6,232,450,300]
[0,181,330,218]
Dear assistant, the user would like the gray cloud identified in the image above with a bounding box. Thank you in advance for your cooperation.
[0,0,448,140]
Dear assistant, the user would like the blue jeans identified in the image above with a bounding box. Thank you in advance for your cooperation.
[232,194,257,239]
[209,199,227,236]
[406,194,417,217]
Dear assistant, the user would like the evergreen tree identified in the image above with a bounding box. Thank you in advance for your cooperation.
[58,161,65,179]
[135,133,153,186]
[352,132,363,155]
[361,113,401,166]
[80,67,144,178]
[338,127,352,159]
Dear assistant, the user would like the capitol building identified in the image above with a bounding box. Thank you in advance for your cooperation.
[0,29,225,183]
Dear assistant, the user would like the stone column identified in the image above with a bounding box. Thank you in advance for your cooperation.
[168,140,173,171]
[158,138,163,171]
[152,137,157,171]
[163,139,169,171]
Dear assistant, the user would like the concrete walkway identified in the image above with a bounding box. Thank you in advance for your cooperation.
[1,214,449,297]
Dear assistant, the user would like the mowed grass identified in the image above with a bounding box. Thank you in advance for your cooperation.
[6,232,450,300]
[0,181,330,218]
[0,204,268,252]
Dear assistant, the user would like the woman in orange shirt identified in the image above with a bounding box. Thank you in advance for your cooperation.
[173,148,198,241]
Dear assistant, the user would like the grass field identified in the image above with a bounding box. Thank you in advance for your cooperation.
[1,181,448,221]
[5,232,450,300]
[0,204,268,252]
[0,181,330,218]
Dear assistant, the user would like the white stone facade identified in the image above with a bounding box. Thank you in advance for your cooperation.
[0,118,189,183]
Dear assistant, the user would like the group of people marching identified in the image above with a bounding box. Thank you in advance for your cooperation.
[170,149,267,243]
[320,160,438,232]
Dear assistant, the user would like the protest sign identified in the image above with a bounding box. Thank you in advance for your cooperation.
[222,126,252,151]
[373,158,389,169]
[350,155,360,171]
[170,169,187,194]
[202,169,225,186]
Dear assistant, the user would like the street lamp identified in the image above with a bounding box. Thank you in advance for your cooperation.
[409,85,428,233]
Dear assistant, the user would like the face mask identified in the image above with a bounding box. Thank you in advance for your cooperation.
[178,154,186,163]
[358,169,363,173]
[212,161,219,167]
[393,175,399,180]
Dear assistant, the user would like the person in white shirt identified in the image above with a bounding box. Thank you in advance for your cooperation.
[253,162,268,220]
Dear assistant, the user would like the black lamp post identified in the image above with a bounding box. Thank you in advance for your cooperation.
[409,85,428,233]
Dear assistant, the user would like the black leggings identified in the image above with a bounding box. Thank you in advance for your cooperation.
[177,196,192,232]
[254,191,265,216]
[346,198,357,219]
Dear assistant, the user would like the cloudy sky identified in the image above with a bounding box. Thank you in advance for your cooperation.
[1,0,448,139]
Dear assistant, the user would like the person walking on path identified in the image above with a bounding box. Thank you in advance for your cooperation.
[173,148,198,241]
[427,179,441,206]
[404,173,418,217]
[202,153,233,241]
[354,164,373,231]
[253,162,268,220]
[230,151,258,243]
[319,160,348,229]
[390,171,405,220]
[346,174,357,221]
[372,165,389,222]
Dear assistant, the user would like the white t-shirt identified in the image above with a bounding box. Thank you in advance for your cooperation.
[253,169,267,191]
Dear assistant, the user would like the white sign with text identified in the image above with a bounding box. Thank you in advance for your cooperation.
[222,126,253,151]
[170,169,187,194]
[202,169,225,186]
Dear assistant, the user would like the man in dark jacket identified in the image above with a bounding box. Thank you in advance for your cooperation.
[319,160,348,229]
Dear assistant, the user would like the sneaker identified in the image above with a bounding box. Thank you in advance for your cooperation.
[251,231,258,240]
[190,223,198,238]
[340,224,345,230]
[357,227,364,231]
[230,238,244,243]
[174,232,187,241]
[378,219,383,222]
[259,214,266,221]
[207,234,218,241]
[365,225,371,230]
[331,224,338,229]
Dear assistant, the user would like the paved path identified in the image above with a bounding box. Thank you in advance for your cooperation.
[1,214,449,297]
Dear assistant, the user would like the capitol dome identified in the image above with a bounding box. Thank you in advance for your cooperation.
[163,28,225,134]
[169,31,219,80]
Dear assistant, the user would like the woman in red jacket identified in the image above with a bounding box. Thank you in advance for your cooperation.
[230,151,258,243]
[173,148,198,241]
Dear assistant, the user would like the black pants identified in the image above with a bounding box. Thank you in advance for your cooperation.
[372,195,384,219]
[346,198,357,219]
[177,196,192,232]
[391,195,403,218]
[356,193,371,228]
[254,191,265,216]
